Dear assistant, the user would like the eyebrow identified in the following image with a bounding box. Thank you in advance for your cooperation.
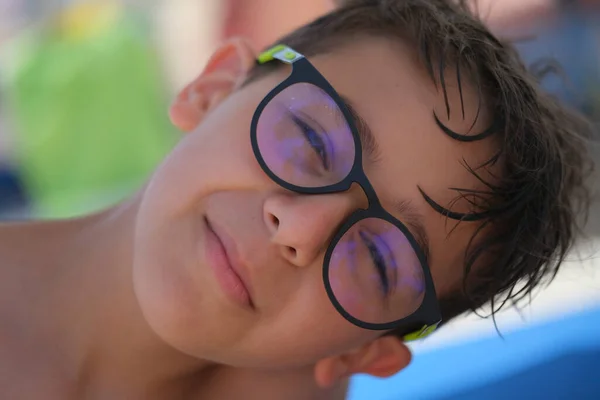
[339,95,431,261]
[394,199,431,262]
[340,95,381,164]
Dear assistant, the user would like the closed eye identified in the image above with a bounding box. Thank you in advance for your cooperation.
[290,113,330,170]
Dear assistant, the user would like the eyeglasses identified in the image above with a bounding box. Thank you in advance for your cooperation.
[252,45,441,341]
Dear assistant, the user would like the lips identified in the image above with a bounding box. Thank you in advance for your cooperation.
[204,216,255,309]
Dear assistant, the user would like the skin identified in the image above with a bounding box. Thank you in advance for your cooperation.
[0,36,497,399]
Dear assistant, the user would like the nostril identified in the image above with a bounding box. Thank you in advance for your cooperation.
[270,214,280,228]
[286,246,296,258]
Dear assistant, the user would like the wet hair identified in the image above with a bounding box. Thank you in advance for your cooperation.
[246,0,595,330]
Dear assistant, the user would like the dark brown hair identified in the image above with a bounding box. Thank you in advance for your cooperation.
[247,0,595,329]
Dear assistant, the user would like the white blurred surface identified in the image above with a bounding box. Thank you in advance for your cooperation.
[152,0,224,94]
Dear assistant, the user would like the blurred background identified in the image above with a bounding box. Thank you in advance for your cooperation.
[0,0,599,398]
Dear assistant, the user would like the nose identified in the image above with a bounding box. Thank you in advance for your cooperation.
[263,187,366,267]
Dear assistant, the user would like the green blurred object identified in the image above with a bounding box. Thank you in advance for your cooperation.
[4,9,178,218]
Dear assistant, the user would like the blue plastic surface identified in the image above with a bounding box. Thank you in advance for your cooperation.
[348,307,600,400]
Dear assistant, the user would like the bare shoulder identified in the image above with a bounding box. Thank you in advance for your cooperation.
[0,222,69,399]
[0,219,79,284]
[0,221,47,269]
[0,222,39,316]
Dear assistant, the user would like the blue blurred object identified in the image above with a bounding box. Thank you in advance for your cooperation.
[0,166,28,218]
[348,306,600,400]
[440,350,599,400]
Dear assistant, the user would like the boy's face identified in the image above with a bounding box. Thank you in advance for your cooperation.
[132,36,497,376]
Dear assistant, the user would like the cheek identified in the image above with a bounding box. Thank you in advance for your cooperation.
[138,94,271,233]
[233,283,374,369]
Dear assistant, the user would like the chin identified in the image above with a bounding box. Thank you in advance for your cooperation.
[131,242,225,356]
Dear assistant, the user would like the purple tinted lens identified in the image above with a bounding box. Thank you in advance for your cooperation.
[257,83,355,188]
[328,218,425,324]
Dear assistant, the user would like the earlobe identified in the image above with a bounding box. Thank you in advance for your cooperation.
[313,336,411,388]
[169,37,257,132]
[350,336,412,378]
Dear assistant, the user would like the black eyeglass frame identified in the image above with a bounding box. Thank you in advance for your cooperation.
[250,45,441,339]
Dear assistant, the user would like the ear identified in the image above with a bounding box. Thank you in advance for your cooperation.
[169,37,257,132]
[313,336,412,389]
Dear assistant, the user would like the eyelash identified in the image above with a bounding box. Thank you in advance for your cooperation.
[359,231,390,296]
[290,114,330,170]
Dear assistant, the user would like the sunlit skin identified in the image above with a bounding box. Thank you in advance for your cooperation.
[0,36,499,399]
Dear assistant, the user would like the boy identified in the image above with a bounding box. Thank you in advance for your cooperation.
[0,0,593,399]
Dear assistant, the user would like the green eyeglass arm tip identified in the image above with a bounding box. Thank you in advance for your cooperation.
[403,323,439,342]
[257,44,303,65]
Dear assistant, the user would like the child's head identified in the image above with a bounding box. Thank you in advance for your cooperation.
[131,0,593,386]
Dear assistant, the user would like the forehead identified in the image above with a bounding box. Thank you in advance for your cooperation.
[306,37,500,295]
